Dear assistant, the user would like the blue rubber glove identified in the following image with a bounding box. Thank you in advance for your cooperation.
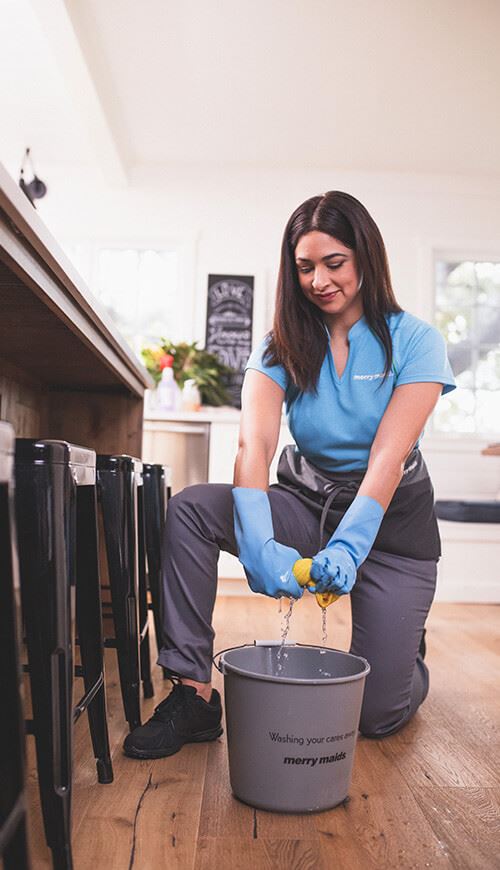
[310,495,384,595]
[233,487,303,599]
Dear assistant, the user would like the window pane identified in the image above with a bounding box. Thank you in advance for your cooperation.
[434,256,500,436]
[476,390,500,434]
[436,309,471,343]
[94,248,179,358]
[435,260,476,308]
[475,262,500,305]
[476,347,500,390]
[135,250,178,346]
[432,388,476,434]
[97,249,139,333]
[476,306,500,343]
[444,341,472,386]
[455,362,474,390]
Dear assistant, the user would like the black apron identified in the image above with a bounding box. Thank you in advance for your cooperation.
[274,445,441,561]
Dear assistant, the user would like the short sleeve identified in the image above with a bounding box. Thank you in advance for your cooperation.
[245,336,288,391]
[395,324,456,395]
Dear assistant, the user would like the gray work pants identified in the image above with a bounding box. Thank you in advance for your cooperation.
[157,483,437,738]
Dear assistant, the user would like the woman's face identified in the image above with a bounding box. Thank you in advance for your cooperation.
[294,231,363,325]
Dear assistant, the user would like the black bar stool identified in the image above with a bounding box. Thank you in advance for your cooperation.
[15,440,113,870]
[0,422,31,870]
[435,499,500,523]
[97,455,153,732]
[142,463,170,676]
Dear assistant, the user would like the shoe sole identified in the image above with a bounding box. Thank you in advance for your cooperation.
[123,725,224,760]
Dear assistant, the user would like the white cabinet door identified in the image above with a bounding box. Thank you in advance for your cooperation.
[208,422,240,484]
[209,420,295,485]
[142,420,210,494]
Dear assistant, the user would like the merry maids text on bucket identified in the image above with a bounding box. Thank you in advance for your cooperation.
[283,752,347,767]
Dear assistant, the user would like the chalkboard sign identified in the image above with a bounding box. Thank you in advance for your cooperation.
[205,274,254,408]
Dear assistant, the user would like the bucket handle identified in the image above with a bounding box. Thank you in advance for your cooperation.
[212,641,284,673]
[212,643,251,674]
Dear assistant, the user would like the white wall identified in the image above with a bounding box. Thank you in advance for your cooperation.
[21,161,500,351]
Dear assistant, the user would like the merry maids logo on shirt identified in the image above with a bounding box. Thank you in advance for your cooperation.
[352,372,394,381]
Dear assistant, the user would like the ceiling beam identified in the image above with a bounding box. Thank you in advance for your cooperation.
[29,0,128,184]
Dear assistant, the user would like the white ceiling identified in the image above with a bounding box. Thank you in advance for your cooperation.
[2,0,500,179]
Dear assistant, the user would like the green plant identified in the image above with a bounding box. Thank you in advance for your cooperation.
[141,340,234,406]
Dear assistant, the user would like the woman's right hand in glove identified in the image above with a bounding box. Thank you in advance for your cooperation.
[233,487,303,599]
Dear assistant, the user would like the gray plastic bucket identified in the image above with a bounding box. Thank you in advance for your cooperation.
[217,642,370,813]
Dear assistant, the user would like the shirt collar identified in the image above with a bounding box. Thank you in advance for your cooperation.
[323,315,367,340]
[348,315,367,339]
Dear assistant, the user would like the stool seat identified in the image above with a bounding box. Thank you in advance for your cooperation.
[14,439,95,483]
[435,499,500,523]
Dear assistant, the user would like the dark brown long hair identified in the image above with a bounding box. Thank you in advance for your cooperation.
[265,191,402,392]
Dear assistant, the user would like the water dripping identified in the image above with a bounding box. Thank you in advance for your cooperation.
[318,607,332,675]
[276,598,295,674]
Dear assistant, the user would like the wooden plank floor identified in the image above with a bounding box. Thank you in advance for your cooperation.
[25,596,500,869]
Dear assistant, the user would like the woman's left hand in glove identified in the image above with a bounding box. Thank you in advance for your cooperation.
[310,495,384,596]
[310,545,358,595]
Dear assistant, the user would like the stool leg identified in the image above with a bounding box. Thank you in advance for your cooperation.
[137,487,154,698]
[143,472,168,679]
[3,817,30,870]
[161,484,172,680]
[146,543,168,680]
[16,462,74,870]
[76,486,113,784]
[99,469,141,731]
[0,480,31,870]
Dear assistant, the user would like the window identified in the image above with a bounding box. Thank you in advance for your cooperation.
[433,257,500,434]
[92,247,182,359]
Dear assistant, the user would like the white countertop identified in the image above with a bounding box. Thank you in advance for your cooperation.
[144,404,241,423]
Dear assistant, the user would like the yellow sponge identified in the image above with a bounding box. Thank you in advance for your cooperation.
[292,558,339,608]
[292,558,314,586]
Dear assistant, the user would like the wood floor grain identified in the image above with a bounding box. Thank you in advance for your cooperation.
[25,596,500,869]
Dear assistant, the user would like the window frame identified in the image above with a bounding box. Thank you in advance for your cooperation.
[60,233,199,351]
[429,243,500,439]
[92,235,198,347]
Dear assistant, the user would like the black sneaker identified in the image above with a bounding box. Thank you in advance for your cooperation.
[123,680,223,759]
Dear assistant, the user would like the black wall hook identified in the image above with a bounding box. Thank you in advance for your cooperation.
[19,147,48,207]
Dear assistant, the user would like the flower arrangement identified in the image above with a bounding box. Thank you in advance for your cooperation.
[141,340,234,406]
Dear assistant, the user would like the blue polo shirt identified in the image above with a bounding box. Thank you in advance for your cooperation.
[246,311,456,472]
